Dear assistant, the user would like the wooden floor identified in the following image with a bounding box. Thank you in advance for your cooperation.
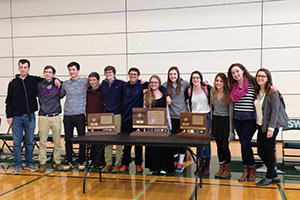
[0,141,299,200]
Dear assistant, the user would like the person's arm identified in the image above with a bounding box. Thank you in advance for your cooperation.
[5,82,14,125]
[267,92,280,138]
[60,83,66,99]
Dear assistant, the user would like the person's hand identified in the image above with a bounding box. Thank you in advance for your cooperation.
[270,85,278,92]
[54,79,61,88]
[267,129,274,138]
[166,96,172,105]
[140,78,146,84]
[7,118,13,126]
[203,81,209,86]
[143,89,148,94]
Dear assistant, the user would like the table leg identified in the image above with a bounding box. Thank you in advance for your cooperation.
[83,144,91,194]
[186,148,201,200]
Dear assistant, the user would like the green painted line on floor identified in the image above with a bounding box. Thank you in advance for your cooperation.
[134,176,158,200]
[277,183,287,200]
[0,170,54,197]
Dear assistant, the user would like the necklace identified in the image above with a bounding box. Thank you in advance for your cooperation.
[258,92,265,100]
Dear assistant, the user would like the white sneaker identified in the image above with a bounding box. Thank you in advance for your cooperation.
[12,167,21,174]
[63,162,73,171]
[78,164,85,171]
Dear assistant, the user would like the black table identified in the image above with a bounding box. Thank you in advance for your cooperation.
[72,133,210,200]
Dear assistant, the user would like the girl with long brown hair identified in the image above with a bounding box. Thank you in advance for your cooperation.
[210,73,232,178]
[228,63,257,182]
[163,66,189,173]
[254,68,288,186]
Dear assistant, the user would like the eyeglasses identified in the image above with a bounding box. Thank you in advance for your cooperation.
[192,77,200,80]
[129,73,138,76]
[257,75,267,78]
[150,81,159,84]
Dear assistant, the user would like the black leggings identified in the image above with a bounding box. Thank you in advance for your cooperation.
[171,118,185,154]
[216,139,231,164]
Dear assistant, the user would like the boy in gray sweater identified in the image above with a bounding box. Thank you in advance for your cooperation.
[60,62,88,171]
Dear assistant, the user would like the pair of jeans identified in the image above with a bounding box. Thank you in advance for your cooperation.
[257,126,278,179]
[233,118,257,168]
[121,119,142,166]
[196,114,211,159]
[12,113,36,168]
[63,114,86,164]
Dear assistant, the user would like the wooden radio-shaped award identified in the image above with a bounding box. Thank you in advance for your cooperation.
[177,113,210,139]
[86,113,118,136]
[131,108,169,137]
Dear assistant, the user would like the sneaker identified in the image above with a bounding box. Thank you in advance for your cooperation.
[24,165,37,172]
[55,164,63,171]
[136,165,143,173]
[174,162,178,169]
[175,163,184,173]
[272,177,281,183]
[160,170,167,175]
[63,162,73,171]
[12,167,21,175]
[111,165,120,173]
[39,164,46,173]
[120,165,129,172]
[102,165,112,173]
[78,164,86,171]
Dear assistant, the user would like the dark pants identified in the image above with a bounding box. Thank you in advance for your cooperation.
[233,118,257,168]
[257,126,278,179]
[216,139,231,164]
[171,118,185,154]
[90,145,105,166]
[63,114,86,164]
[121,119,143,166]
[213,116,231,164]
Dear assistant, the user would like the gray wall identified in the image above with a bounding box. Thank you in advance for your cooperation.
[0,0,299,135]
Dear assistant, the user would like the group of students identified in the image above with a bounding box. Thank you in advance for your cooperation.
[5,59,288,186]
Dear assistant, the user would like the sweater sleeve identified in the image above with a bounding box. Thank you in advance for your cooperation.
[268,92,280,129]
[5,82,14,118]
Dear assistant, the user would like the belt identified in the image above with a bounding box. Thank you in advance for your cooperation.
[40,113,59,117]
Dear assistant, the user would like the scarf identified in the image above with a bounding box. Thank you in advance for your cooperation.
[230,77,248,102]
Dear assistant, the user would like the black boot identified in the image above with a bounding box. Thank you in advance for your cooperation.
[203,158,210,175]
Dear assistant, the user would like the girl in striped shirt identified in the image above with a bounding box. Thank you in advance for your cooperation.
[228,63,257,182]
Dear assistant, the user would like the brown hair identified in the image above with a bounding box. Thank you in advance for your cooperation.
[211,73,230,105]
[227,63,254,92]
[144,75,162,108]
[254,68,284,103]
[88,72,100,80]
[43,65,56,74]
[166,66,181,95]
[104,65,116,74]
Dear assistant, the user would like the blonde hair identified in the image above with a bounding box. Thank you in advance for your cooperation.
[145,75,161,108]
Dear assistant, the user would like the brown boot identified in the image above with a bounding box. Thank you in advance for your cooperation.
[102,165,112,173]
[238,167,249,182]
[39,164,46,173]
[248,167,256,182]
[220,163,231,178]
[203,158,210,175]
[215,163,225,177]
[111,165,120,173]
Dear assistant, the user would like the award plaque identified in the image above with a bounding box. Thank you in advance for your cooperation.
[132,108,167,129]
[180,113,206,130]
[87,113,115,130]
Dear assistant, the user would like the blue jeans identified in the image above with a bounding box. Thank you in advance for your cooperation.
[12,113,36,168]
[233,118,257,168]
[196,114,211,159]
